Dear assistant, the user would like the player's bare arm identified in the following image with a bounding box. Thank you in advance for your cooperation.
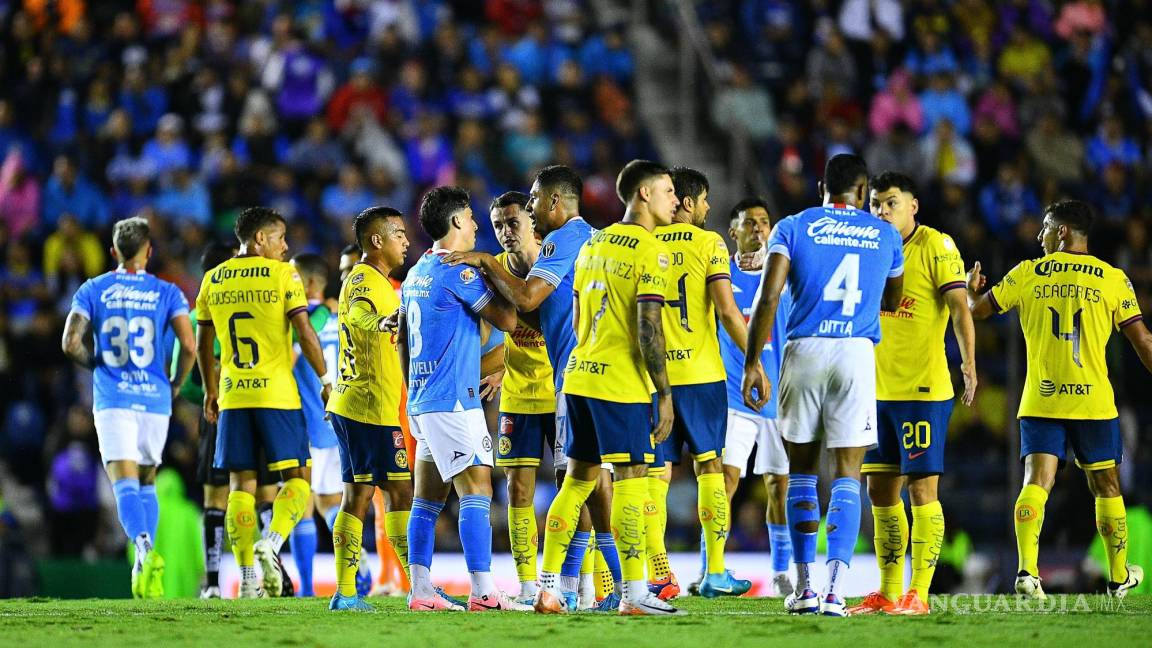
[638,300,674,444]
[397,314,410,384]
[881,274,904,313]
[743,253,789,410]
[1122,319,1152,373]
[61,311,95,370]
[290,309,331,404]
[966,261,996,321]
[481,344,505,382]
[943,288,978,406]
[169,313,197,398]
[196,320,220,424]
[446,251,555,313]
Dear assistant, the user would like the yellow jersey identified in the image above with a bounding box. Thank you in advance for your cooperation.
[876,225,967,401]
[496,252,554,414]
[326,262,403,426]
[989,251,1143,420]
[653,223,730,385]
[195,255,308,410]
[563,223,671,404]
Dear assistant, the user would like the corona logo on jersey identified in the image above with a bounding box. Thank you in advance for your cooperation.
[211,265,272,283]
[1034,259,1105,278]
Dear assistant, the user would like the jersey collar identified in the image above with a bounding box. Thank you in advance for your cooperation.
[903,222,920,244]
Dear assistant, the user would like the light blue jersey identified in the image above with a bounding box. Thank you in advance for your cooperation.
[295,303,339,449]
[720,256,791,419]
[70,270,189,415]
[526,216,594,391]
[765,205,903,343]
[401,250,495,415]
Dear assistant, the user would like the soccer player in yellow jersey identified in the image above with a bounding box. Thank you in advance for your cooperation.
[535,160,681,616]
[969,199,1151,599]
[646,167,762,601]
[325,207,415,612]
[195,207,331,598]
[849,172,978,616]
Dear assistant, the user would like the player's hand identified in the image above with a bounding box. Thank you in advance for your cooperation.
[203,393,220,425]
[741,364,771,410]
[320,384,332,405]
[960,362,977,406]
[443,251,489,269]
[480,370,504,401]
[381,309,400,334]
[736,248,766,272]
[171,382,181,401]
[652,393,674,444]
[967,261,986,294]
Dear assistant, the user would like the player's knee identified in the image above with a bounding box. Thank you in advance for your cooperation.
[507,473,534,507]
[866,473,903,506]
[695,457,723,474]
[1085,468,1121,498]
[907,476,939,505]
[342,485,374,518]
[614,463,647,481]
[383,480,413,509]
[764,473,789,499]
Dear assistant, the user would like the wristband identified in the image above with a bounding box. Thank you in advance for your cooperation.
[320,374,334,386]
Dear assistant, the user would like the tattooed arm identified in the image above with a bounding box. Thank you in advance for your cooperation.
[638,300,674,444]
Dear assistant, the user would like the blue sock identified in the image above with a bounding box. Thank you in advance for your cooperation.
[290,517,317,597]
[324,505,340,533]
[768,523,793,572]
[407,498,444,569]
[113,478,148,541]
[594,532,622,582]
[140,484,159,541]
[562,531,591,581]
[458,495,493,573]
[787,474,819,566]
[826,478,862,566]
[698,529,707,576]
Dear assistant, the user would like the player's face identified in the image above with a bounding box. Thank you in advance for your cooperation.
[379,218,410,267]
[258,221,289,260]
[1038,213,1063,254]
[731,206,771,252]
[691,190,710,226]
[455,205,478,251]
[526,180,549,235]
[649,175,679,226]
[339,252,359,282]
[491,205,533,253]
[870,188,917,233]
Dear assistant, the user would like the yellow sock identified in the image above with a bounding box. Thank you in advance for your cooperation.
[333,511,364,598]
[910,501,944,595]
[226,491,258,568]
[612,477,648,582]
[1014,484,1048,575]
[269,477,311,543]
[645,476,670,581]
[508,505,538,584]
[542,478,596,573]
[384,510,411,578]
[594,539,613,599]
[872,503,908,601]
[698,472,729,575]
[1095,496,1129,584]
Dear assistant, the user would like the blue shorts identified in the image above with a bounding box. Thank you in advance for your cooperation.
[329,413,411,484]
[862,400,953,476]
[564,394,656,465]
[657,381,726,465]
[215,408,310,472]
[496,412,557,468]
[1019,417,1122,470]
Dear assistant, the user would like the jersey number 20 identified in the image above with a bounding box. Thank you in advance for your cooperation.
[823,254,863,317]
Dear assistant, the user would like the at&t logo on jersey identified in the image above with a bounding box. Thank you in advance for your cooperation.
[806,216,882,250]
[1039,379,1093,397]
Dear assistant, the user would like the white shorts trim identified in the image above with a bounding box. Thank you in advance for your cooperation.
[310,446,343,495]
[753,418,788,476]
[722,410,788,476]
[410,406,493,482]
[779,337,878,449]
[93,408,169,466]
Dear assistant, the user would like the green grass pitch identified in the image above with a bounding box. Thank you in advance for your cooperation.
[1,595,1148,647]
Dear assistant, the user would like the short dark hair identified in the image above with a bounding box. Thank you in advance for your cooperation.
[234,206,286,243]
[823,154,869,196]
[354,206,403,249]
[290,252,329,282]
[1046,199,1094,236]
[670,167,709,205]
[534,165,583,199]
[490,191,530,212]
[340,243,361,257]
[419,186,471,240]
[870,171,918,197]
[200,241,235,273]
[616,160,669,203]
[112,217,150,259]
[729,197,771,226]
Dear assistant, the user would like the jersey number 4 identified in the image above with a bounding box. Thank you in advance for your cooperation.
[100,316,156,368]
[1049,307,1083,368]
[823,254,863,317]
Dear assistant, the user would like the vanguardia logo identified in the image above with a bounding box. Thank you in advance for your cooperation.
[927,594,1130,615]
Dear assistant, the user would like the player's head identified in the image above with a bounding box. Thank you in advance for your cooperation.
[527,165,582,235]
[200,241,236,274]
[355,206,409,269]
[235,206,288,260]
[420,185,477,250]
[819,153,869,209]
[490,191,535,254]
[1040,199,1093,254]
[290,252,329,300]
[729,197,772,253]
[616,160,678,226]
[339,243,361,282]
[111,216,151,265]
[670,166,710,226]
[869,171,919,234]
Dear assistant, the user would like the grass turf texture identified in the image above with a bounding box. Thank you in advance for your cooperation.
[0,595,1148,647]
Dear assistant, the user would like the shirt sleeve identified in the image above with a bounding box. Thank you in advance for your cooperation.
[765,216,793,259]
[887,225,905,278]
[988,261,1025,314]
[638,240,670,303]
[448,266,496,313]
[528,227,581,287]
[1113,270,1143,329]
[705,233,731,284]
[194,273,213,324]
[69,280,93,320]
[282,264,309,318]
[167,282,190,320]
[931,233,966,293]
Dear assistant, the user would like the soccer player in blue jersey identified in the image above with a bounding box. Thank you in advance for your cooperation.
[62,216,197,598]
[743,154,905,616]
[710,198,795,598]
[399,186,527,612]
